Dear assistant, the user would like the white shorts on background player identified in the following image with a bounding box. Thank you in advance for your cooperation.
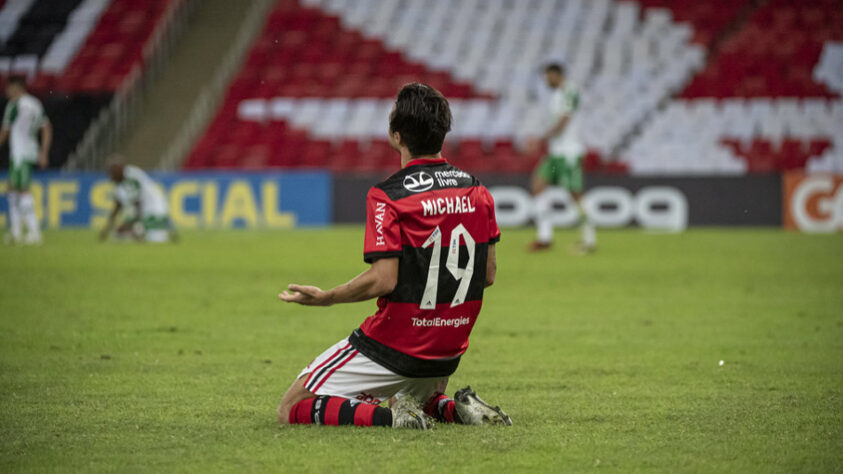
[298,338,447,405]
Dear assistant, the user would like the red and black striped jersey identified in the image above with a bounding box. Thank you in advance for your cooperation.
[348,157,500,378]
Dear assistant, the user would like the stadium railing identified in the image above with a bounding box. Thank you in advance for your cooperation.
[158,0,275,171]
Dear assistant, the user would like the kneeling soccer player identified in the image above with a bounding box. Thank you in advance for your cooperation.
[99,156,176,243]
[278,83,511,429]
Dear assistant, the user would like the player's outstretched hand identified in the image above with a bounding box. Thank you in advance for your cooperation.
[279,284,332,306]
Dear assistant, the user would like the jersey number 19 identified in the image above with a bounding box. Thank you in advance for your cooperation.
[420,224,475,309]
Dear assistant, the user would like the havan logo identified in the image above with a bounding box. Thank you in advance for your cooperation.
[403,171,434,192]
[374,201,386,245]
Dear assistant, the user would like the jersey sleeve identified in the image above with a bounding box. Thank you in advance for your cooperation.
[363,187,402,263]
[481,186,501,244]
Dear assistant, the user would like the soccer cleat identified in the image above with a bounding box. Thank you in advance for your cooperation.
[527,240,552,252]
[391,396,432,430]
[453,386,512,426]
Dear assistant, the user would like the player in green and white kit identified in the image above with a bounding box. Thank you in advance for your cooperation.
[100,157,176,243]
[1,76,52,245]
[527,63,595,253]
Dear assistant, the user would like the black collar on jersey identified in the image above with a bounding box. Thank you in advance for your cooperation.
[404,157,448,168]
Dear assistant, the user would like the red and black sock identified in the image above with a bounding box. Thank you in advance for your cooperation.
[424,392,461,423]
[289,396,392,427]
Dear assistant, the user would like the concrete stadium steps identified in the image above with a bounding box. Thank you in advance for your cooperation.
[115,0,252,168]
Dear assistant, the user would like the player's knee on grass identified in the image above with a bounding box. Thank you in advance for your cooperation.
[278,376,314,424]
[277,401,291,424]
[278,397,307,424]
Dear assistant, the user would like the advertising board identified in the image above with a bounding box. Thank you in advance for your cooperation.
[0,171,332,228]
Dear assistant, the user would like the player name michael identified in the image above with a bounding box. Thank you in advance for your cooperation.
[421,196,476,217]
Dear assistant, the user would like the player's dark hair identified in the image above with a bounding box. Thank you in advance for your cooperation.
[6,75,26,88]
[389,83,451,157]
[545,63,565,75]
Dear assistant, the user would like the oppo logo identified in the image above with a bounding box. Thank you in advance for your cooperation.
[490,186,688,230]
[403,171,434,192]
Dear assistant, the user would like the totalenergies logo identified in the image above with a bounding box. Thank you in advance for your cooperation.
[784,173,843,232]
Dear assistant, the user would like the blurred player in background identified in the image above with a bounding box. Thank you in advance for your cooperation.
[2,75,51,245]
[528,63,595,253]
[99,156,176,243]
[277,83,511,429]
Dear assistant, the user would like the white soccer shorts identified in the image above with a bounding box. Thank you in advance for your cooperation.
[297,338,448,405]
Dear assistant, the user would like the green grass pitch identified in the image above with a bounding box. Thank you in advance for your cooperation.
[1,228,841,472]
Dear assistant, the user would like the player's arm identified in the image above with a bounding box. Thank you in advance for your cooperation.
[279,257,399,307]
[38,118,52,169]
[0,127,8,149]
[128,201,144,241]
[527,114,569,154]
[99,201,122,241]
[541,114,570,141]
[485,244,496,287]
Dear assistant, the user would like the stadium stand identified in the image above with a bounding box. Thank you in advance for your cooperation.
[0,0,180,94]
[626,0,843,174]
[2,0,838,174]
[682,0,841,99]
[633,0,750,47]
[625,98,839,174]
[185,0,842,175]
[56,0,181,93]
[0,0,188,169]
[188,0,706,172]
